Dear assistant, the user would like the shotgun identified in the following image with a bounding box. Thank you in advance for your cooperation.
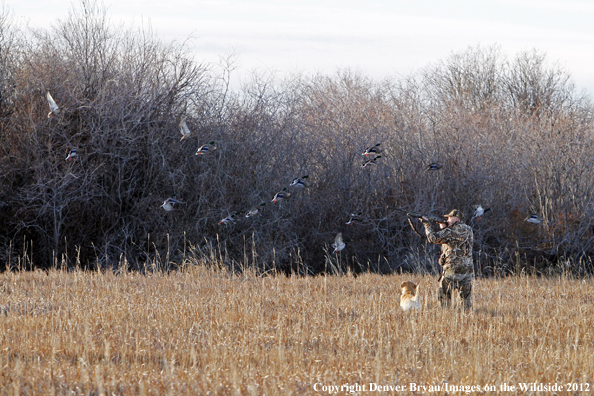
[406,211,447,225]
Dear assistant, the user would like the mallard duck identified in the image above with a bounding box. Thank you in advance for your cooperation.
[362,156,381,168]
[346,212,362,225]
[426,162,442,171]
[65,148,78,161]
[332,233,352,253]
[271,188,291,204]
[362,143,381,156]
[525,214,544,224]
[219,212,242,225]
[472,205,491,220]
[245,203,266,218]
[46,92,60,118]
[289,175,309,188]
[195,141,217,156]
[161,195,183,211]
[179,117,191,141]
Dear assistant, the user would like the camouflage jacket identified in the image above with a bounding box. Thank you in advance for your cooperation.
[424,221,474,281]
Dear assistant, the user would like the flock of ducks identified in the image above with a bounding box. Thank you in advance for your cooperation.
[46,92,545,254]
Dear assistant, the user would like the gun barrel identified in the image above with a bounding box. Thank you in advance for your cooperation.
[407,212,446,224]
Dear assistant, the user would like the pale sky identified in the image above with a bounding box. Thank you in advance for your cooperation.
[6,0,594,96]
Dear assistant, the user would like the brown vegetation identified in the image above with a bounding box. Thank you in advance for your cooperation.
[1,1,593,273]
[1,264,593,394]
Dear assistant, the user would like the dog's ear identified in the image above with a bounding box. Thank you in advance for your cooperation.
[400,282,406,288]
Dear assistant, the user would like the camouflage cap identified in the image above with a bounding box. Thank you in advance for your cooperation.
[444,209,465,222]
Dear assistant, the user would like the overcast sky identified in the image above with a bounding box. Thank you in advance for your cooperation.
[6,0,594,96]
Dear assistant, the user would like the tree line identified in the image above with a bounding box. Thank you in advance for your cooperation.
[1,1,593,275]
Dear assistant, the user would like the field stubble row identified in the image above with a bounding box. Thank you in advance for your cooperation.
[0,264,593,394]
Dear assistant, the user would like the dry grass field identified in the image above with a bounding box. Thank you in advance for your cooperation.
[1,264,593,395]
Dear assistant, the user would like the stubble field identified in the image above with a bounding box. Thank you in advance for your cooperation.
[0,265,593,395]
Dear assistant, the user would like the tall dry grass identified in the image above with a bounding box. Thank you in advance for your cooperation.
[1,262,592,394]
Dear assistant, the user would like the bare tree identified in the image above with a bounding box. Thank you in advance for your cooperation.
[1,8,593,276]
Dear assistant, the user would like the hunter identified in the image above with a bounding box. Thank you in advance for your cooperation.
[421,209,474,310]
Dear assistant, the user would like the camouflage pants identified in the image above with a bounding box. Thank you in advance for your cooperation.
[437,276,472,310]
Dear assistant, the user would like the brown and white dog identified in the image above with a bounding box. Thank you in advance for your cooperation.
[400,281,421,311]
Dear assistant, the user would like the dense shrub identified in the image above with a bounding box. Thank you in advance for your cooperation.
[1,2,593,274]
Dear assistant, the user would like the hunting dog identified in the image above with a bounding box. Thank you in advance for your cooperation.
[400,281,421,311]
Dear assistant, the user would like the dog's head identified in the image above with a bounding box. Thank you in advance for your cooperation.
[400,281,418,295]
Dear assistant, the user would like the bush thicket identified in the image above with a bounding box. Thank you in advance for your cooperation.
[1,1,593,275]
